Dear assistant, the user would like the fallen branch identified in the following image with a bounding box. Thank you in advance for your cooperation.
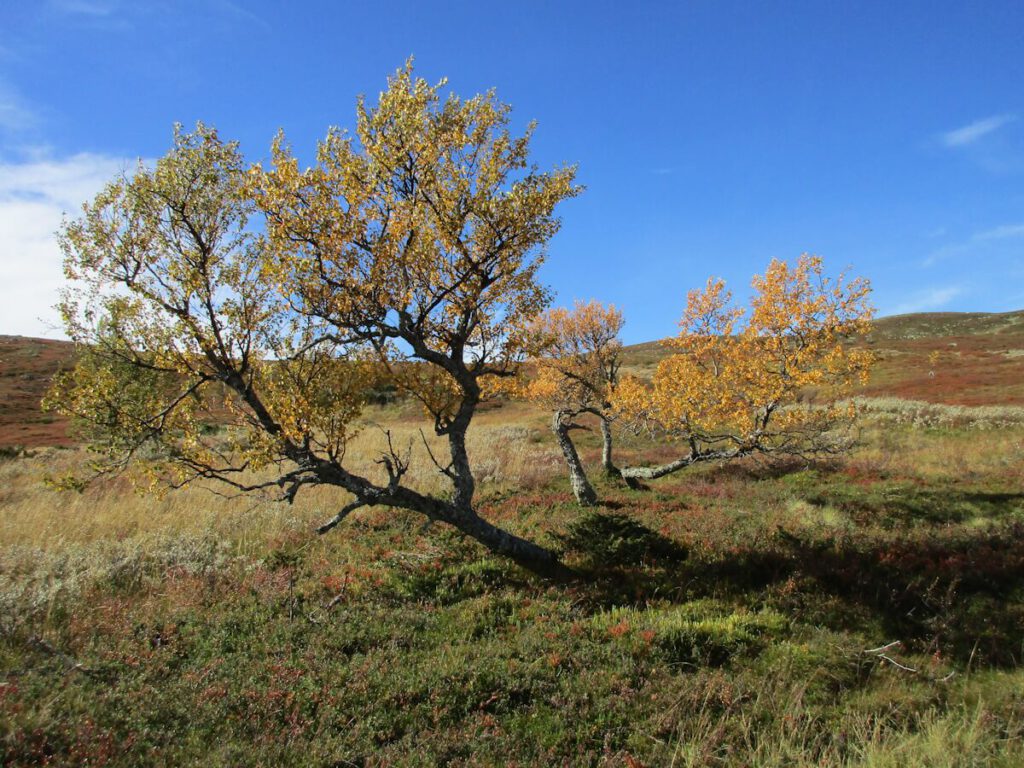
[862,640,956,683]
[316,500,365,535]
[863,640,902,654]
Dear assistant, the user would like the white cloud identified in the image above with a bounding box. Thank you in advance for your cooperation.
[890,286,963,315]
[0,82,36,133]
[49,0,119,16]
[212,0,270,29]
[974,222,1024,240]
[47,0,268,29]
[941,114,1016,147]
[921,222,1024,267]
[0,100,33,132]
[0,152,133,338]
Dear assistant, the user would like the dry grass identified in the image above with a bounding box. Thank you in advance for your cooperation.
[0,412,564,643]
[849,397,1024,429]
[847,413,1024,483]
[0,412,563,553]
[3,395,1021,558]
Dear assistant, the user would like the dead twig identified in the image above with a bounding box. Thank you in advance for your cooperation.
[307,591,347,625]
[863,640,902,654]
[863,640,956,683]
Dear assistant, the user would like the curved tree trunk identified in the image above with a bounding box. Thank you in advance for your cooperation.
[447,424,477,511]
[620,455,697,481]
[599,416,619,477]
[309,431,571,580]
[619,446,750,484]
[447,507,574,579]
[445,404,570,577]
[315,494,569,578]
[552,410,598,506]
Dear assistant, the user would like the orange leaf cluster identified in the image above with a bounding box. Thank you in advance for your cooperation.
[614,255,874,453]
[521,299,624,416]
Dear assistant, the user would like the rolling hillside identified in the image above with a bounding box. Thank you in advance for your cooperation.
[0,335,77,448]
[3,309,1024,448]
[622,309,1024,407]
[858,310,1024,405]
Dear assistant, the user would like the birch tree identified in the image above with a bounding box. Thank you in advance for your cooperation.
[523,300,624,505]
[614,255,874,483]
[47,64,580,576]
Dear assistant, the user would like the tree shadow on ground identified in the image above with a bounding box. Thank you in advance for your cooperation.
[702,456,844,483]
[802,483,1024,525]
[574,515,1024,668]
[774,520,1024,666]
[555,510,689,571]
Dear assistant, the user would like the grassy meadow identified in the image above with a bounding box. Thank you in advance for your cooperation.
[3,313,1024,765]
[3,389,1024,766]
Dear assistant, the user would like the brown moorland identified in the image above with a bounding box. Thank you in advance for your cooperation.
[3,308,1023,448]
[621,309,1024,407]
[4,312,1024,765]
[0,335,76,448]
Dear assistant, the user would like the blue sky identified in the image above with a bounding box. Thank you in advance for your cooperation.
[1,0,1022,342]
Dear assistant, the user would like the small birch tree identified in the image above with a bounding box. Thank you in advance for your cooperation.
[523,300,624,505]
[614,255,874,483]
[47,64,580,576]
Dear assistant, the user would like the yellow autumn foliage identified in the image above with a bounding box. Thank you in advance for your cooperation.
[522,300,624,415]
[247,62,580,431]
[614,255,874,454]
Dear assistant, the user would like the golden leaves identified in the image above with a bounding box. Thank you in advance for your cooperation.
[50,122,343,486]
[613,255,875,451]
[50,63,584,493]
[49,59,876,507]
[522,300,624,413]
[248,61,581,421]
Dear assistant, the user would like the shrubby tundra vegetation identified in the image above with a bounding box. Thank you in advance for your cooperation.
[3,64,1023,765]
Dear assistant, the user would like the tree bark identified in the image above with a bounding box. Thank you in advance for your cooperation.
[446,507,574,580]
[620,455,697,481]
[619,446,750,483]
[599,416,618,476]
[449,407,571,577]
[447,420,476,512]
[310,446,571,579]
[552,410,598,506]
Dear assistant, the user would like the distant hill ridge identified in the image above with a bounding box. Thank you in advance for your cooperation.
[622,309,1024,354]
[869,309,1024,340]
[3,309,1024,447]
[0,335,77,448]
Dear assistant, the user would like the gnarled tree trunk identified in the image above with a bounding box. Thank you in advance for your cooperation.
[313,457,572,579]
[446,506,573,579]
[552,410,598,506]
[619,446,751,485]
[620,455,696,481]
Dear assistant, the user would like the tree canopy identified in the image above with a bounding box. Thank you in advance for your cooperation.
[47,64,580,575]
[613,255,875,481]
[45,63,875,569]
[524,300,624,420]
